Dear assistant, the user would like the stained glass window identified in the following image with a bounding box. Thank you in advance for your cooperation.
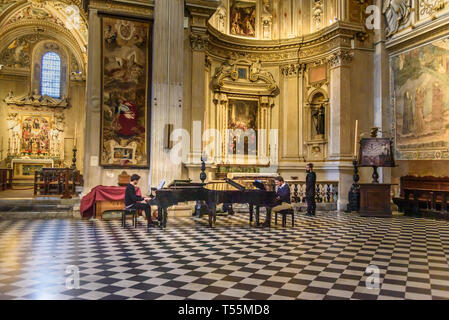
[41,52,61,98]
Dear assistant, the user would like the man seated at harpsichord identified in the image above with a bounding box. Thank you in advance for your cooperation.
[125,174,158,225]
[261,176,292,228]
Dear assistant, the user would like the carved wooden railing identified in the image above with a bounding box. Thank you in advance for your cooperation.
[0,168,13,191]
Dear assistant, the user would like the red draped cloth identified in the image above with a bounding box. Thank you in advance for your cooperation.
[80,185,142,219]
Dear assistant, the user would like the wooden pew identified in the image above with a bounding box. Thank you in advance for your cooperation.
[0,168,13,191]
[393,176,449,219]
[34,168,83,196]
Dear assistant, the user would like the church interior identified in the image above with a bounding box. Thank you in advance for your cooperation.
[1,0,449,301]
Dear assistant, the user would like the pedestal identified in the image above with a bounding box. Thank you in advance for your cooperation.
[359,183,391,217]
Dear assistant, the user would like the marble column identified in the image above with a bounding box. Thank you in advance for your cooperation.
[82,8,102,193]
[150,0,184,187]
[186,1,220,165]
[328,50,354,210]
[374,0,391,184]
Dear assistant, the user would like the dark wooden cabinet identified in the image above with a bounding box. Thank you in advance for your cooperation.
[359,183,392,217]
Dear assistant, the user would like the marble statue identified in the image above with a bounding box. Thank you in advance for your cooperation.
[383,0,412,37]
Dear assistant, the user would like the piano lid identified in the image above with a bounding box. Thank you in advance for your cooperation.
[225,178,246,191]
[167,179,205,188]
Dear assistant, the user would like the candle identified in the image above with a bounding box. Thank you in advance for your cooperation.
[354,120,358,157]
[74,123,77,147]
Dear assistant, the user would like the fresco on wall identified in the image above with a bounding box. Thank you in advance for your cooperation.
[101,16,152,167]
[227,99,258,156]
[230,1,256,37]
[392,37,449,160]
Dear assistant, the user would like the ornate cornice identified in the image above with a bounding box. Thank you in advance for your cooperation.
[207,21,365,64]
[87,0,154,16]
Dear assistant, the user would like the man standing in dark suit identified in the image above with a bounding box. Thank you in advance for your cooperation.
[306,163,316,216]
[125,174,158,225]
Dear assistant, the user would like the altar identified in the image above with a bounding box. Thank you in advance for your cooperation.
[11,158,54,180]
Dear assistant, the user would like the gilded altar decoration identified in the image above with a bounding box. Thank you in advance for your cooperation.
[230,1,256,37]
[21,115,51,155]
[392,37,449,160]
[100,16,152,168]
[6,113,63,158]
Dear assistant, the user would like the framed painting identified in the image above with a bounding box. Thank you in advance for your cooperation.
[391,36,449,160]
[100,15,152,168]
[230,1,256,37]
[358,138,395,168]
[227,99,258,156]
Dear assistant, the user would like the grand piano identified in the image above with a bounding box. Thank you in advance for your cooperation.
[153,178,276,229]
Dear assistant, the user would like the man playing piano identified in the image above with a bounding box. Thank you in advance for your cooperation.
[262,176,292,227]
[125,174,158,225]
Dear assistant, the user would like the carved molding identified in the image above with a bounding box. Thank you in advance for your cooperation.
[212,54,279,96]
[327,50,354,68]
[4,90,69,108]
[207,21,363,64]
[280,63,306,77]
[190,33,209,51]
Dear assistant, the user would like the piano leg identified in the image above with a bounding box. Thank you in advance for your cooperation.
[266,207,272,228]
[256,206,260,226]
[163,208,168,229]
[249,204,254,224]
[157,207,163,228]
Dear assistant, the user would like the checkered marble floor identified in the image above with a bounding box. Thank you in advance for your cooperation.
[1,211,449,300]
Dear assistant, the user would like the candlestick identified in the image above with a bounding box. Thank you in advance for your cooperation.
[354,120,358,158]
[74,123,77,147]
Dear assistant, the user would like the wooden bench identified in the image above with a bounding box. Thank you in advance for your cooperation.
[34,168,83,196]
[0,168,13,191]
[275,209,295,227]
[393,176,449,219]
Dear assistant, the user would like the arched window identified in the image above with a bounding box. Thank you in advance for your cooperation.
[40,52,61,98]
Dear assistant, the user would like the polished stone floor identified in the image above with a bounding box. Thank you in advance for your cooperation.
[1,211,449,300]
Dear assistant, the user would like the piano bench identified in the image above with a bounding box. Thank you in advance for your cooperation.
[120,209,138,228]
[275,209,294,228]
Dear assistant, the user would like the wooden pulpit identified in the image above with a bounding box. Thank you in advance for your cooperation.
[359,183,392,217]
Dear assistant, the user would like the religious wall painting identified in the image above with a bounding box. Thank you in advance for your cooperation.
[101,16,152,168]
[392,37,449,160]
[227,99,258,156]
[21,115,51,156]
[230,1,256,37]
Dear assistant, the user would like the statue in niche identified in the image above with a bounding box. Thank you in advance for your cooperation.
[312,106,325,139]
[382,0,412,37]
